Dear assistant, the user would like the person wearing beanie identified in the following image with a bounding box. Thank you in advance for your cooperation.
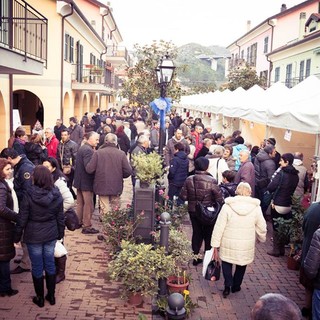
[180,157,223,266]
[266,137,281,169]
[266,153,299,257]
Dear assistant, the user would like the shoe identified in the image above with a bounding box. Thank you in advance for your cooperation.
[301,307,311,317]
[10,266,30,274]
[82,227,99,234]
[192,258,203,266]
[231,286,241,293]
[13,259,22,264]
[267,251,284,257]
[97,235,106,241]
[223,286,230,298]
[45,274,56,305]
[32,276,44,308]
[0,289,19,297]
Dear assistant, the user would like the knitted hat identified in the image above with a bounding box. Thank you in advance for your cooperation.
[195,157,209,171]
[267,137,276,146]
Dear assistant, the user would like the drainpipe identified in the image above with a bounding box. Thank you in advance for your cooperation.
[266,19,276,87]
[60,2,74,121]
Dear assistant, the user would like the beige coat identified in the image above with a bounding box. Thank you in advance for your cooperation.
[211,196,267,266]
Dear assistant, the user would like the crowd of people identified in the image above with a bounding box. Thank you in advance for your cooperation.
[0,105,318,319]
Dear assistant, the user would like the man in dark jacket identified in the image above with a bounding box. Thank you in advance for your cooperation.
[73,132,100,234]
[0,148,34,274]
[69,117,84,146]
[168,142,189,205]
[254,145,276,213]
[57,129,78,199]
[54,119,67,142]
[86,133,132,216]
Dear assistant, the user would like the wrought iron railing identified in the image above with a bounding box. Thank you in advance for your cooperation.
[0,0,47,65]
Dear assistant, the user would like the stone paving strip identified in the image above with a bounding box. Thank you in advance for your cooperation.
[0,177,305,319]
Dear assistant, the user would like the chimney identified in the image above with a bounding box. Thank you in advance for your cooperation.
[299,12,307,39]
[247,20,251,32]
[281,4,287,12]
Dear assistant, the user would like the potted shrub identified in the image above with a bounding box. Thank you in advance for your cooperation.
[132,152,163,187]
[153,228,197,293]
[107,240,176,304]
[101,204,144,254]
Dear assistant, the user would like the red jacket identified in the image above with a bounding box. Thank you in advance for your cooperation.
[45,135,59,158]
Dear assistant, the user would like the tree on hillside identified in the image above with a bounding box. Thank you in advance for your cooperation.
[121,40,183,106]
[227,64,264,91]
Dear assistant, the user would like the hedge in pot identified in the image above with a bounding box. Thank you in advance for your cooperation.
[107,240,176,300]
[132,152,163,186]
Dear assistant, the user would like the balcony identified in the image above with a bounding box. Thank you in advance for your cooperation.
[0,0,47,74]
[106,46,131,67]
[71,64,114,94]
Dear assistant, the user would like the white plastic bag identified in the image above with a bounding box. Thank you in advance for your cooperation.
[202,248,214,277]
[54,240,68,258]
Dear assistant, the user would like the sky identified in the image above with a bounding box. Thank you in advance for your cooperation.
[106,0,303,49]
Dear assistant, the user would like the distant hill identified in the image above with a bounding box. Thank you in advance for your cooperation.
[176,43,230,91]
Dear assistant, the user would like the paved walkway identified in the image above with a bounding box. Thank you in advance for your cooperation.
[0,178,305,320]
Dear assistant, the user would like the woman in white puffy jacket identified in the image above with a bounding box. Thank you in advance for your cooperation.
[43,157,74,284]
[211,182,267,298]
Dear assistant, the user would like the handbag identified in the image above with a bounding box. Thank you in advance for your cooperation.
[261,171,284,208]
[205,260,221,281]
[64,207,80,231]
[54,240,68,258]
[193,177,221,225]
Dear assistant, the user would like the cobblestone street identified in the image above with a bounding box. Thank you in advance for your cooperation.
[0,178,305,320]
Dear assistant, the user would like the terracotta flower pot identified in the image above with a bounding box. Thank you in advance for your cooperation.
[287,256,300,270]
[128,291,143,305]
[167,276,189,294]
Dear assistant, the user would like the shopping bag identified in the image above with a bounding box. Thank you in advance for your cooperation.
[202,248,214,277]
[205,260,221,281]
[54,240,68,258]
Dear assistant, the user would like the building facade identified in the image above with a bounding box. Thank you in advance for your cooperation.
[0,0,130,150]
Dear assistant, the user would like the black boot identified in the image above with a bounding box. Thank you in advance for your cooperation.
[45,273,56,305]
[32,275,44,308]
[55,255,67,284]
[223,286,230,298]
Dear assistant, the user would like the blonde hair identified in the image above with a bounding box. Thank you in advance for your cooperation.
[235,182,252,196]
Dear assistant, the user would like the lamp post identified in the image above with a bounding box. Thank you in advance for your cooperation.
[156,54,175,155]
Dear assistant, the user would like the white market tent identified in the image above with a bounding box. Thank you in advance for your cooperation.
[177,75,320,199]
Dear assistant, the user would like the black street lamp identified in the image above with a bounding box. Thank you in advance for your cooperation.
[156,54,175,154]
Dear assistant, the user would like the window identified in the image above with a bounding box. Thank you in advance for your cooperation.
[76,41,83,82]
[299,61,305,82]
[241,50,244,59]
[250,43,257,66]
[274,67,280,83]
[90,53,96,66]
[64,34,74,62]
[246,47,250,62]
[285,64,292,88]
[306,59,311,78]
[264,37,269,54]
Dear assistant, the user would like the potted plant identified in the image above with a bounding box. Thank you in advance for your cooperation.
[153,228,197,293]
[132,152,163,187]
[107,240,176,304]
[101,204,144,254]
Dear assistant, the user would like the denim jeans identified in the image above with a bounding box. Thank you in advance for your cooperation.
[222,260,247,288]
[27,240,56,278]
[313,289,320,320]
[0,261,11,292]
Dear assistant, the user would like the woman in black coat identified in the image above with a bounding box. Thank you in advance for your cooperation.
[266,153,299,257]
[25,133,48,165]
[116,125,130,154]
[180,157,223,265]
[0,158,19,297]
[15,165,64,307]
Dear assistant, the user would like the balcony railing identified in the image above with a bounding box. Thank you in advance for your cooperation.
[0,0,48,65]
[106,45,131,66]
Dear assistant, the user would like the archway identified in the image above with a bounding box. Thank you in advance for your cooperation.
[83,94,88,114]
[13,90,44,134]
[89,94,94,113]
[63,92,70,124]
[74,93,80,120]
[94,95,98,112]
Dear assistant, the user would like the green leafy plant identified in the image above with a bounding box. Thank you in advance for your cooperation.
[132,152,163,184]
[108,240,176,298]
[101,204,144,253]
